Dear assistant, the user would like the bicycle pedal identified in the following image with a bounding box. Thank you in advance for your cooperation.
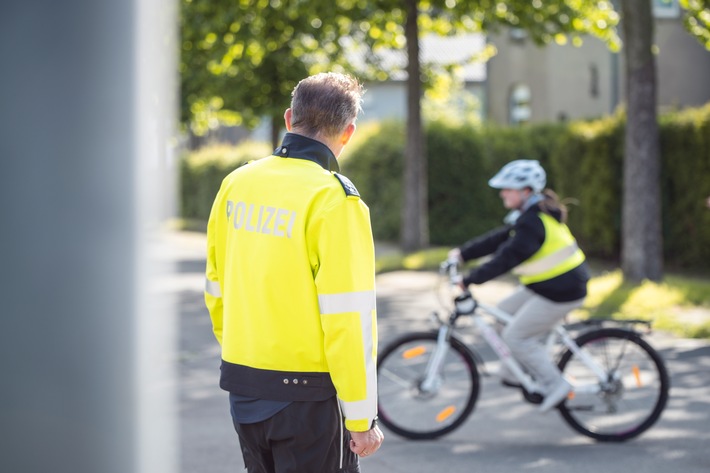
[522,389,544,405]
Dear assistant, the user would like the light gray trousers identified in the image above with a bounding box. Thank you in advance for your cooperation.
[498,286,585,394]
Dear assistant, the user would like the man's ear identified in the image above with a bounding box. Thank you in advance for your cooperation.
[284,108,293,131]
[341,123,356,145]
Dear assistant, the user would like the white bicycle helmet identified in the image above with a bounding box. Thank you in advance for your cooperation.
[488,159,546,193]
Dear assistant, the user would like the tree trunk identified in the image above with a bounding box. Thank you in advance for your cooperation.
[401,0,429,252]
[620,0,663,282]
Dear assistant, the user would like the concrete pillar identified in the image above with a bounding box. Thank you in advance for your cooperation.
[0,1,177,472]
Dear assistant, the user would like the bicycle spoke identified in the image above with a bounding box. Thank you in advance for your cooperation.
[608,335,630,376]
[378,367,417,391]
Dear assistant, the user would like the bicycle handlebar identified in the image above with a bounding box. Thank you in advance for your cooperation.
[439,259,476,315]
[440,258,463,286]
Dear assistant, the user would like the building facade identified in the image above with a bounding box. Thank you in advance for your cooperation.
[486,2,710,125]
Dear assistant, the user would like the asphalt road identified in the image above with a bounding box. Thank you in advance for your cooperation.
[169,231,710,473]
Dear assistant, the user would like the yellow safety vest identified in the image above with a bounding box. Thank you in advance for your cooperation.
[513,212,586,285]
[204,146,377,432]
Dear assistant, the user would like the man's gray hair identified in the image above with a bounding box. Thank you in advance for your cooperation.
[290,72,364,139]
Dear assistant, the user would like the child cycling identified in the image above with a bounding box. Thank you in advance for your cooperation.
[448,159,590,412]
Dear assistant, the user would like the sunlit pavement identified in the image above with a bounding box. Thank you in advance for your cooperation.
[164,231,710,473]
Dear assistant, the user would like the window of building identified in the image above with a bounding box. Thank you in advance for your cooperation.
[653,0,680,18]
[509,84,531,125]
[590,64,599,98]
[509,28,528,42]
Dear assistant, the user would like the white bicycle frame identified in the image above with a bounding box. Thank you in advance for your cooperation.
[421,296,611,397]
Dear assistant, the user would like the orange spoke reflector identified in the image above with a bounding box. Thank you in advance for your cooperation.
[402,346,427,359]
[632,365,642,387]
[436,406,456,423]
[566,376,576,399]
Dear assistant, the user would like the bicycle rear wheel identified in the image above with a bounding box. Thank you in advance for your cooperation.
[377,332,480,440]
[558,327,669,442]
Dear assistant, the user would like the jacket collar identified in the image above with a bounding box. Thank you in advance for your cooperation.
[274,133,340,173]
[521,193,544,212]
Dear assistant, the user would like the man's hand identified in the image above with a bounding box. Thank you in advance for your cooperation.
[349,425,384,458]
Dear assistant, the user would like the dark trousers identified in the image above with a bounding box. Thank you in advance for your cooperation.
[232,397,360,473]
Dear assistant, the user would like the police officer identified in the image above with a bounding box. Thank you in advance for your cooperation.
[449,159,590,412]
[205,72,383,472]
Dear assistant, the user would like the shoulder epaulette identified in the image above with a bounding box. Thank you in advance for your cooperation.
[333,173,360,197]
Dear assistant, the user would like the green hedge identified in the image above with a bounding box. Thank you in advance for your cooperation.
[339,121,406,241]
[342,103,710,270]
[342,121,572,244]
[550,113,625,258]
[180,103,710,271]
[179,142,271,221]
[660,104,710,268]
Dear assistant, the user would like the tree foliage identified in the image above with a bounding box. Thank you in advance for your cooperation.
[680,0,710,49]
[180,0,622,139]
[342,0,622,50]
[180,0,371,139]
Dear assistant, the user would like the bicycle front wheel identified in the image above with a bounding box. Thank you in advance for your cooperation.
[558,328,670,442]
[377,332,480,440]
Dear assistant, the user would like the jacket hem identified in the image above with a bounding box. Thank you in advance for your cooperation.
[220,360,337,402]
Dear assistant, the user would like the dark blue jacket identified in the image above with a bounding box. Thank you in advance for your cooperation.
[460,202,589,302]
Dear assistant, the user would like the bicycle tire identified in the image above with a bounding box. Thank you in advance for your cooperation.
[557,327,670,442]
[377,331,480,440]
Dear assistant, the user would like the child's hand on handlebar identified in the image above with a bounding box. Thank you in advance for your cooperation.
[447,248,462,264]
[443,250,466,290]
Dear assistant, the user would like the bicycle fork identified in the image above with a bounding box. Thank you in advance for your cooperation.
[419,324,451,394]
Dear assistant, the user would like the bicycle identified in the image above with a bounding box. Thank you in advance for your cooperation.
[376,259,670,442]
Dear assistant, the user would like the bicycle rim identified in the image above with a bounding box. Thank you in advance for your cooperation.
[558,328,669,442]
[377,332,479,440]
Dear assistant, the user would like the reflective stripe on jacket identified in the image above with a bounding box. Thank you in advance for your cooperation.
[204,133,378,432]
[513,212,585,285]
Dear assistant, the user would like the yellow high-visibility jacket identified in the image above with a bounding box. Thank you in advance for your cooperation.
[204,133,378,432]
[513,212,586,285]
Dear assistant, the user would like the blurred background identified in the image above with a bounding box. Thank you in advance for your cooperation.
[1,1,708,472]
